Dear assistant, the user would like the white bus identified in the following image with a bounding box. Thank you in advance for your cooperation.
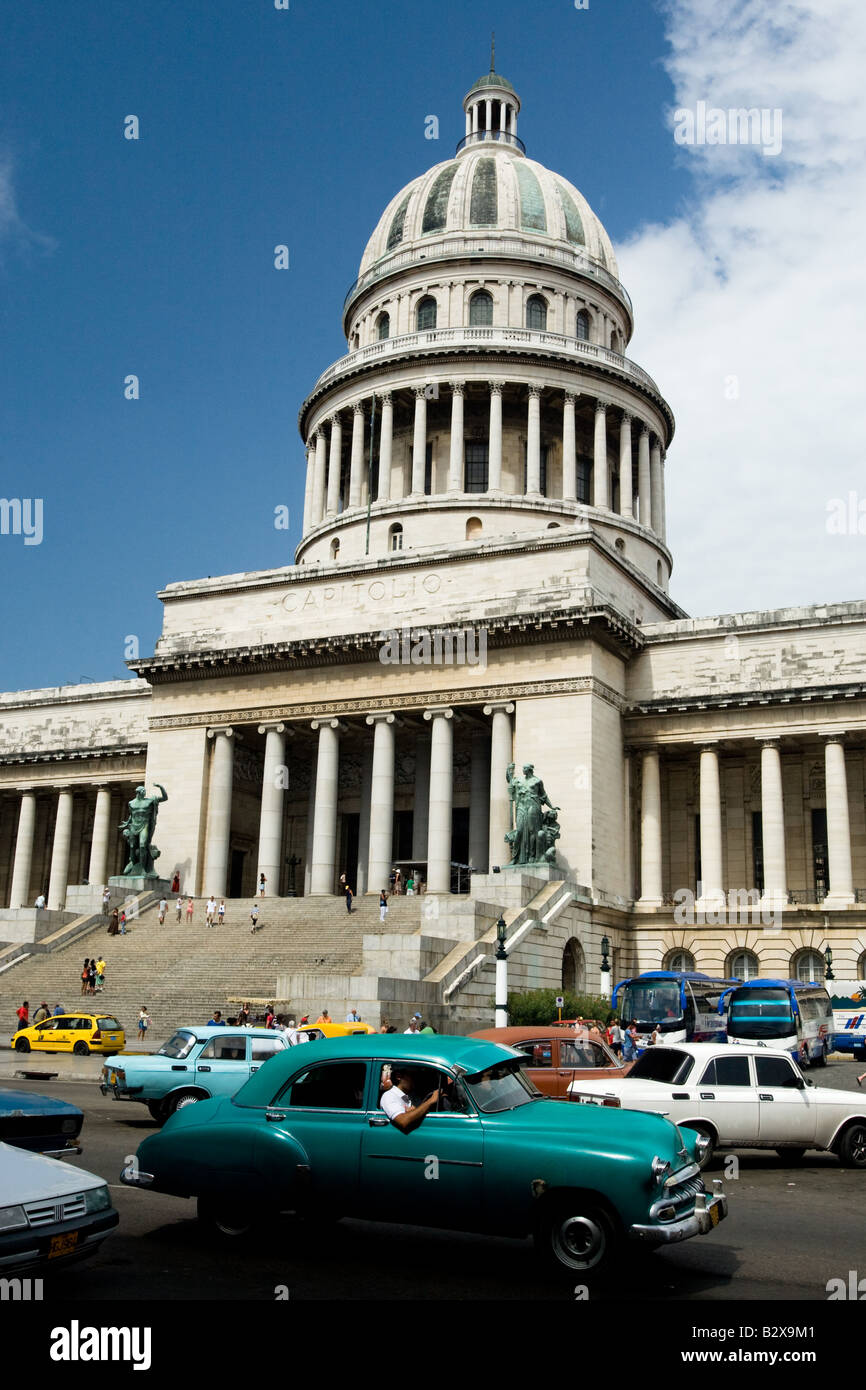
[720,978,835,1066]
[826,980,866,1059]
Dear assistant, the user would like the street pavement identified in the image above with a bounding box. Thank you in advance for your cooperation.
[4,1058,866,1301]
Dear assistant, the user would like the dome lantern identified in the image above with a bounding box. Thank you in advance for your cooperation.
[459,36,523,156]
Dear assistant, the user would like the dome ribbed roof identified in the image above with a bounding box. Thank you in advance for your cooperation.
[468,69,516,94]
[358,149,618,279]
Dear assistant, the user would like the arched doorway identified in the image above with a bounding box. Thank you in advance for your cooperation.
[562,938,585,994]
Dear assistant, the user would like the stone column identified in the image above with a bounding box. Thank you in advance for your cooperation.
[87,785,113,889]
[348,403,365,509]
[377,392,393,502]
[526,385,542,496]
[9,790,36,909]
[562,391,577,502]
[697,744,725,908]
[312,429,327,526]
[366,713,396,895]
[485,98,492,131]
[623,750,634,900]
[423,708,454,892]
[257,723,288,897]
[488,382,503,492]
[47,788,74,911]
[823,735,855,906]
[411,387,427,496]
[468,729,491,873]
[309,719,343,894]
[638,425,651,529]
[650,437,664,535]
[356,739,374,896]
[302,443,315,535]
[499,99,507,132]
[619,411,633,519]
[412,733,431,860]
[448,381,464,492]
[326,415,342,516]
[484,702,515,868]
[593,399,608,509]
[204,727,235,898]
[304,746,317,896]
[465,110,471,138]
[758,739,787,908]
[660,453,668,542]
[638,750,663,906]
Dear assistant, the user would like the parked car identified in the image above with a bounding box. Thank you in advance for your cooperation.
[0,1141,118,1272]
[294,1022,377,1041]
[101,1026,289,1123]
[568,1041,866,1167]
[120,1034,727,1275]
[12,1013,125,1057]
[470,1026,630,1098]
[0,1090,83,1157]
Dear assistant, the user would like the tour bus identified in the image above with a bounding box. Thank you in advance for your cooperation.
[611,971,737,1048]
[719,978,835,1065]
[825,980,866,1058]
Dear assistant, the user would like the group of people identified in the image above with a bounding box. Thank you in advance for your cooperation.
[388,868,425,896]
[14,1000,68,1030]
[79,957,107,994]
[602,1017,664,1060]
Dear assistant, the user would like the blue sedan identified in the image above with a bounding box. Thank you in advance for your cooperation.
[0,1089,83,1158]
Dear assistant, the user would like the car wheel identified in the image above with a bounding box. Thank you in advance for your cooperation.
[814,1045,828,1068]
[72,1041,90,1056]
[778,1147,806,1161]
[687,1123,716,1169]
[197,1195,262,1241]
[838,1122,866,1168]
[146,1100,167,1124]
[169,1090,203,1115]
[14,1037,30,1053]
[537,1197,618,1277]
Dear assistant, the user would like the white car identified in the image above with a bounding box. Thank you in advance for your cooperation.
[568,1042,866,1167]
[0,1141,119,1272]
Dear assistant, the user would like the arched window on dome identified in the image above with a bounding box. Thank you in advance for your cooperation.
[526,294,548,331]
[376,312,390,341]
[465,517,482,539]
[469,290,493,327]
[388,523,403,553]
[610,329,622,354]
[416,296,437,332]
[576,309,590,341]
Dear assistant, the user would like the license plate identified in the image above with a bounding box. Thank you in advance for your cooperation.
[710,1203,720,1227]
[48,1231,79,1259]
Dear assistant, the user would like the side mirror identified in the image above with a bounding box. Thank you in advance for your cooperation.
[790,1075,806,1089]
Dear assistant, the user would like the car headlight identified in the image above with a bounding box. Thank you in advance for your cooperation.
[84,1186,111,1213]
[693,1135,711,1160]
[60,1117,78,1134]
[0,1205,28,1232]
[651,1155,672,1183]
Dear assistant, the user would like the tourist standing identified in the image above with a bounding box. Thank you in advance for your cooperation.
[346,1006,361,1023]
[237,1002,251,1028]
[87,960,97,995]
[175,896,183,923]
[171,872,180,894]
[217,899,226,926]
[345,883,354,913]
[108,910,119,937]
[16,1000,30,1031]
[250,902,259,933]
[119,910,127,934]
[379,889,388,923]
[205,896,216,928]
[158,897,167,925]
[80,961,90,995]
[138,1007,151,1043]
[33,1002,50,1024]
[95,957,106,992]
[34,893,46,910]
[185,896,194,924]
[259,873,267,897]
[102,887,111,914]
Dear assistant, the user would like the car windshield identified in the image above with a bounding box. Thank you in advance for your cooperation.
[627,1049,694,1084]
[618,981,683,1030]
[727,988,796,1040]
[464,1060,540,1113]
[156,1030,197,1060]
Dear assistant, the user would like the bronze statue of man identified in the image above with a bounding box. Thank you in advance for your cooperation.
[120,783,168,877]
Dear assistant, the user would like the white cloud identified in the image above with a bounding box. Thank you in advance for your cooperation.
[619,0,866,618]
[0,151,54,260]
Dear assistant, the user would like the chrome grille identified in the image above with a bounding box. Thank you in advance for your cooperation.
[666,1174,705,1210]
[24,1193,87,1227]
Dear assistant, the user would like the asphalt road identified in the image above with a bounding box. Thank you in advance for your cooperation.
[5,1061,866,1302]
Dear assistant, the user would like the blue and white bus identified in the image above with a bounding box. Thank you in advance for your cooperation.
[611,971,737,1048]
[719,978,834,1066]
[825,981,866,1057]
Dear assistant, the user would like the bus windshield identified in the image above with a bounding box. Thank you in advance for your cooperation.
[727,987,795,1040]
[618,980,682,1031]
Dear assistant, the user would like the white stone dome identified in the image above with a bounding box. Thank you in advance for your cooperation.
[358,148,619,282]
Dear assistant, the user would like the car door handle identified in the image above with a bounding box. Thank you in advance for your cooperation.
[700,1092,715,1099]
[250,1065,260,1072]
[198,1065,211,1072]
[672,1092,690,1100]
[266,1109,286,1122]
[171,1065,187,1071]
[368,1116,389,1127]
[759,1093,773,1101]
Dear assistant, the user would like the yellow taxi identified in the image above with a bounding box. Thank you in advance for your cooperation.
[12,1013,126,1057]
[297,1021,377,1041]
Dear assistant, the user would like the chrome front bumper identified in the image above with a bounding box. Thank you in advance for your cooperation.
[629,1190,728,1246]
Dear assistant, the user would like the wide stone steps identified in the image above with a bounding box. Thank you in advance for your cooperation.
[0,894,426,1037]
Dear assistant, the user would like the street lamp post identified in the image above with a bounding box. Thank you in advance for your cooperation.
[824,944,835,981]
[600,935,612,999]
[495,915,508,1028]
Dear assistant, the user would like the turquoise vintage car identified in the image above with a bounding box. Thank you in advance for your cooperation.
[120,1034,727,1275]
[101,1026,289,1123]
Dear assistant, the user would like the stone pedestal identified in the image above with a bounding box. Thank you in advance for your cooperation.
[109,875,171,896]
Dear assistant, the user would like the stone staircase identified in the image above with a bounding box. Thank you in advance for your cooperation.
[0,894,425,1042]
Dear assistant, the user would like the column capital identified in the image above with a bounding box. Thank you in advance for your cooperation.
[527,384,544,399]
[326,413,341,428]
[483,701,515,716]
[413,385,427,401]
[257,721,288,735]
[207,725,235,740]
[449,380,465,395]
[423,706,454,722]
[311,718,347,733]
[819,728,847,743]
[756,736,782,748]
[352,400,365,417]
[594,398,609,414]
[620,409,633,425]
[365,712,396,726]
[640,422,651,437]
[314,426,325,443]
[489,380,505,395]
[697,740,721,752]
[379,390,393,406]
[563,389,578,405]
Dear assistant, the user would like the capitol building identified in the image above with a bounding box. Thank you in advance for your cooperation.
[1,67,865,1020]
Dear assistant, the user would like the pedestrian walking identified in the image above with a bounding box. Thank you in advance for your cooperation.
[171,872,180,893]
[16,1000,30,1031]
[237,1003,251,1028]
[206,896,216,928]
[186,896,194,923]
[158,897,167,925]
[52,1002,65,1016]
[345,883,354,913]
[33,1002,50,1024]
[95,957,106,992]
[80,961,90,995]
[108,909,119,936]
[379,889,388,923]
[250,902,259,933]
[138,1007,151,1042]
[217,899,226,925]
[119,910,127,934]
[389,868,397,894]
[102,887,111,914]
[175,896,183,923]
[265,1004,276,1029]
[394,868,403,895]
[259,873,267,897]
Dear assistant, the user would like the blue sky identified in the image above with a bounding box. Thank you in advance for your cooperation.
[1,0,864,691]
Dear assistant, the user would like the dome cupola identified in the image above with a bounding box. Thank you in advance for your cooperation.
[459,39,522,155]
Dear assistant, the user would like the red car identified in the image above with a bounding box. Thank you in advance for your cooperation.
[469,1026,629,1098]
